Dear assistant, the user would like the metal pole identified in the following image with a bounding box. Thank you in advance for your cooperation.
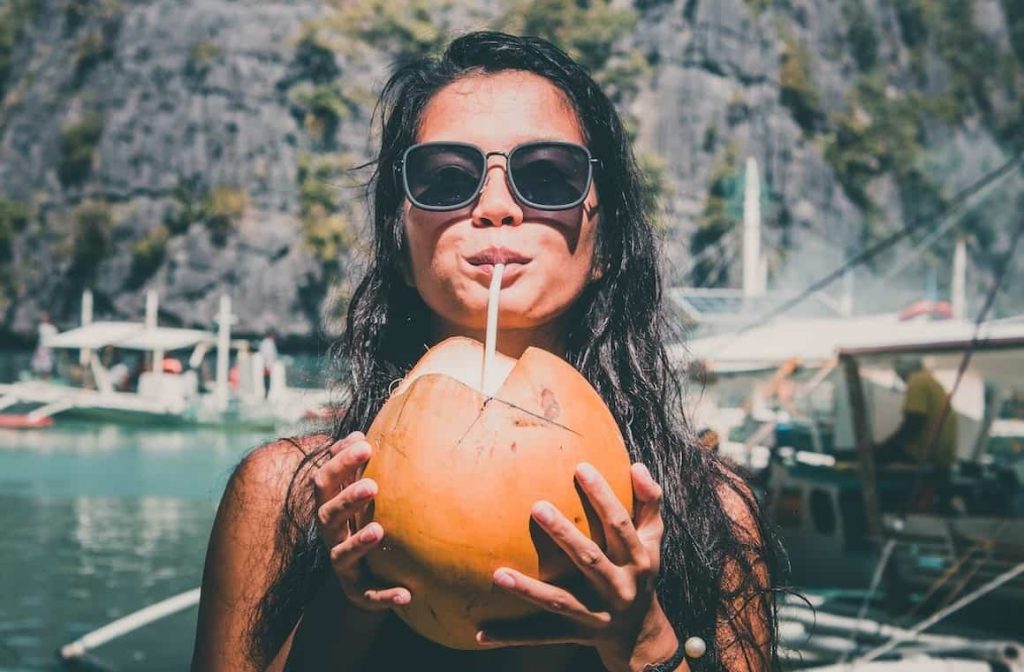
[951,237,967,320]
[742,157,765,299]
[79,290,94,367]
[215,295,233,413]
[145,290,162,372]
[841,353,882,544]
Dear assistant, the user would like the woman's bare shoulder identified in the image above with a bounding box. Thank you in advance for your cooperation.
[228,433,332,504]
[207,430,332,566]
[715,466,762,542]
[192,433,332,670]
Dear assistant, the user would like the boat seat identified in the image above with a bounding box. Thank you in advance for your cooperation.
[137,371,199,402]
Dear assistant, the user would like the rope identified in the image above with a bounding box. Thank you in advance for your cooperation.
[903,519,1009,620]
[879,212,966,283]
[904,544,981,619]
[856,561,1024,663]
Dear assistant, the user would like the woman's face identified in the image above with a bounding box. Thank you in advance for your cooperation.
[402,71,602,344]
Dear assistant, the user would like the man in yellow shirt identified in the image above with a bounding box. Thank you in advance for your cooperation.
[876,357,958,470]
[875,357,958,512]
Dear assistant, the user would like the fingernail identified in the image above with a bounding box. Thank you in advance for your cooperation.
[476,631,493,645]
[533,502,555,524]
[576,462,598,482]
[636,463,652,479]
[360,525,380,542]
[494,570,515,589]
[393,592,410,605]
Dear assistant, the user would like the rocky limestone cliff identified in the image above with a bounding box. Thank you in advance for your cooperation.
[1,0,1021,344]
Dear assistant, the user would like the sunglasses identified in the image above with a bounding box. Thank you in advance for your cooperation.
[397,141,599,212]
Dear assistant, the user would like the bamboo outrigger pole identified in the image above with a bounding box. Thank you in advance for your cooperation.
[58,588,201,664]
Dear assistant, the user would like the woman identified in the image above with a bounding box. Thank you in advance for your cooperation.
[192,32,782,671]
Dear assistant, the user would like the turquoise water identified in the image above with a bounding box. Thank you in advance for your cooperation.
[0,348,334,670]
[0,417,275,670]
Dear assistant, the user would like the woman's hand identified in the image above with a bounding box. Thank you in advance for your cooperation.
[311,431,412,611]
[477,462,679,672]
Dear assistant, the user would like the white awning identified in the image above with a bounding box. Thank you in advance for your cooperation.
[44,321,216,352]
[45,322,144,350]
[116,327,216,351]
[678,314,1024,378]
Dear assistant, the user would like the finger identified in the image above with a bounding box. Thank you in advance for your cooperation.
[531,501,620,602]
[329,521,384,576]
[317,479,376,542]
[311,439,372,506]
[355,586,412,610]
[476,611,592,648]
[312,431,364,469]
[332,525,412,611]
[328,431,365,457]
[575,462,644,565]
[492,567,612,630]
[631,463,665,548]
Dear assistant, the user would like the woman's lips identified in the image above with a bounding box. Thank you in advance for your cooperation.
[461,258,529,287]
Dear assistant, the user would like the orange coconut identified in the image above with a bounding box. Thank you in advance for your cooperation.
[361,336,632,649]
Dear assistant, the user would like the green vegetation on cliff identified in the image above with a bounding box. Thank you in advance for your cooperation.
[58,111,104,186]
[70,201,113,279]
[692,143,740,287]
[843,0,878,72]
[128,224,169,288]
[778,27,823,135]
[0,0,40,100]
[165,178,248,246]
[202,187,248,247]
[298,152,356,279]
[0,197,30,261]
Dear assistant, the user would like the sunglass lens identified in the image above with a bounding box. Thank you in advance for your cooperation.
[404,144,484,209]
[509,143,590,208]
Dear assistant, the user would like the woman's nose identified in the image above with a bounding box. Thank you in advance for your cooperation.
[471,163,523,227]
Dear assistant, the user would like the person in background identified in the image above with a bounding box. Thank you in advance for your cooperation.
[31,312,58,379]
[875,356,958,510]
[258,328,278,396]
[162,356,184,374]
[100,346,131,391]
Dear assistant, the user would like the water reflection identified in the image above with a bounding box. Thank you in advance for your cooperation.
[0,422,265,669]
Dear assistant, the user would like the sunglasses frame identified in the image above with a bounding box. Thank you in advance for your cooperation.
[396,140,600,212]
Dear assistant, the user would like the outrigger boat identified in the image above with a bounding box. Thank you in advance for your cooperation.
[0,291,335,430]
[683,313,1024,605]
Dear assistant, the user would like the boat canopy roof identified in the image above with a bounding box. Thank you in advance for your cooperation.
[681,314,1024,383]
[45,321,217,352]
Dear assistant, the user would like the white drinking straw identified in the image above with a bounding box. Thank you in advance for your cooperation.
[482,263,505,395]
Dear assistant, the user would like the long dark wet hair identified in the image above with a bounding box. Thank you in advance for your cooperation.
[251,31,784,670]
